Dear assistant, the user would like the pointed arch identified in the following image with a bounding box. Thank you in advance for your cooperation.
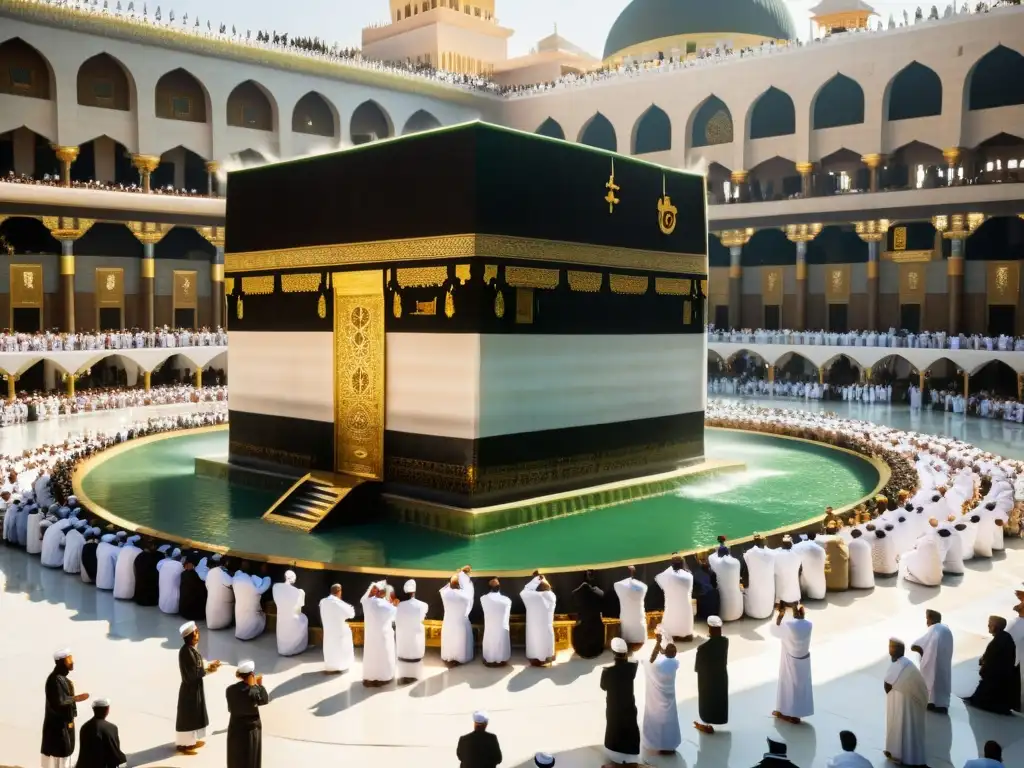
[155,68,208,123]
[350,100,393,144]
[967,45,1024,111]
[227,80,275,132]
[631,104,671,155]
[749,87,795,140]
[292,91,337,137]
[690,96,733,148]
[885,62,942,121]
[0,37,53,100]
[76,53,134,111]
[812,74,865,130]
[578,112,617,152]
[536,117,565,140]
[401,109,441,135]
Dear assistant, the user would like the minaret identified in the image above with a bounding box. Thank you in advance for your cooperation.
[809,0,877,36]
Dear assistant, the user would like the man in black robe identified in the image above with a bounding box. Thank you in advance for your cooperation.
[965,615,1021,715]
[81,531,99,584]
[600,637,640,767]
[694,615,729,734]
[132,542,161,607]
[226,659,270,768]
[178,554,208,622]
[751,736,800,767]
[693,555,720,620]
[176,620,221,754]
[572,569,606,659]
[456,711,502,768]
[41,648,89,768]
[75,698,127,768]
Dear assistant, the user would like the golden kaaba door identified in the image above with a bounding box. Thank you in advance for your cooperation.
[334,270,385,480]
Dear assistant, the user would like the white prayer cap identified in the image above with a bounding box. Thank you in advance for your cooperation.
[237,660,256,674]
[68,495,78,506]
[404,579,416,593]
[211,553,222,562]
[53,648,71,661]
[472,711,489,724]
[179,621,197,637]
[116,531,127,539]
[172,548,181,559]
[90,527,101,537]
[611,637,628,654]
[100,534,115,543]
[535,753,555,767]
[284,570,297,584]
[707,616,723,628]
[92,698,110,708]
[157,544,171,554]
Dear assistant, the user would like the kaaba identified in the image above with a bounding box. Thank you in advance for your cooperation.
[224,121,709,534]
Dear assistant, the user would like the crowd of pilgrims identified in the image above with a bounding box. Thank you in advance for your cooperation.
[1,171,204,197]
[0,384,227,428]
[0,327,227,352]
[709,376,893,403]
[708,327,1024,352]
[0,404,1019,765]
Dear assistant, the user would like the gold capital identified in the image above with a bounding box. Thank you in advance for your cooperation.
[854,219,890,243]
[204,161,221,174]
[42,216,94,241]
[197,225,226,249]
[860,153,883,169]
[795,161,813,175]
[51,145,80,164]
[126,221,171,245]
[784,223,823,244]
[942,147,961,165]
[718,228,755,248]
[729,170,748,185]
[131,154,161,174]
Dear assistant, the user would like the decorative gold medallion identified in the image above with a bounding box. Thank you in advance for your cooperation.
[105,273,117,291]
[907,271,919,291]
[392,292,402,318]
[494,289,505,318]
[444,286,455,318]
[605,158,620,213]
[657,174,677,235]
[236,296,244,320]
[317,293,327,319]
[22,271,33,289]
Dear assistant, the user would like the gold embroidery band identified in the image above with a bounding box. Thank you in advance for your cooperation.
[280,273,321,293]
[226,234,708,276]
[506,266,560,290]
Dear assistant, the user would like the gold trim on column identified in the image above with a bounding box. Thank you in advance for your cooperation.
[210,264,225,283]
[140,258,155,279]
[728,265,741,279]
[60,254,75,275]
[947,257,964,276]
[866,260,878,279]
[796,261,807,280]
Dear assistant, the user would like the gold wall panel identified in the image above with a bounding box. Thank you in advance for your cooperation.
[708,267,729,298]
[334,270,385,480]
[761,267,783,306]
[173,270,198,309]
[95,268,124,308]
[825,264,851,304]
[899,263,926,306]
[892,226,907,251]
[397,266,447,288]
[10,264,43,307]
[987,261,1020,307]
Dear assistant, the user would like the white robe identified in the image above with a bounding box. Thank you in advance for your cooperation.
[613,577,648,644]
[320,595,356,673]
[62,528,85,574]
[25,511,43,554]
[1008,616,1024,712]
[939,526,965,574]
[884,656,928,765]
[395,597,428,679]
[113,543,142,599]
[234,572,271,640]
[794,540,827,600]
[272,581,309,656]
[743,547,776,618]
[771,618,814,718]
[360,588,397,683]
[480,591,512,664]
[655,566,694,637]
[40,521,71,568]
[157,558,183,614]
[708,553,743,621]
[642,655,681,751]
[94,542,119,591]
[520,577,557,662]
[848,537,875,589]
[204,566,235,630]
[440,572,474,663]
[871,531,898,575]
[913,623,953,708]
[826,751,874,767]
[773,547,803,603]
[900,533,943,587]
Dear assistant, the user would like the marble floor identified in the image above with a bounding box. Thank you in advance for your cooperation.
[1,404,1023,768]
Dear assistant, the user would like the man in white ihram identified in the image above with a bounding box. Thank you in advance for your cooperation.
[204,557,235,630]
[440,566,474,666]
[480,577,512,667]
[62,521,89,575]
[272,570,308,656]
[234,565,272,641]
[910,609,953,714]
[40,517,73,568]
[521,572,557,666]
[157,549,184,615]
[655,553,694,641]
[773,536,803,607]
[95,533,120,591]
[113,534,142,599]
[319,584,355,674]
[743,536,776,619]
[794,533,827,600]
[883,638,928,767]
[396,579,428,684]
[771,603,814,724]
[708,542,743,622]
[614,565,648,650]
[361,581,398,686]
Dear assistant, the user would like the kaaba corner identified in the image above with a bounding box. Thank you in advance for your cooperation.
[223,121,713,535]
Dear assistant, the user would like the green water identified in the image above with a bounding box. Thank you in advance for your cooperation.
[80,429,877,572]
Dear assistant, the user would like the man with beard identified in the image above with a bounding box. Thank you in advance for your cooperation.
[176,621,221,755]
[41,648,90,768]
[573,570,607,659]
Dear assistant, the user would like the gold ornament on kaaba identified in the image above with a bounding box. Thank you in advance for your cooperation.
[657,173,677,235]
[236,296,244,319]
[494,288,505,318]
[444,286,455,318]
[317,293,327,319]
[22,271,33,289]
[392,292,402,318]
[105,273,116,291]
[605,158,620,214]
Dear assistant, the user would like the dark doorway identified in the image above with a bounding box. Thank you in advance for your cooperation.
[174,308,196,329]
[714,304,729,328]
[900,303,922,333]
[764,304,781,331]
[988,305,1015,337]
[99,307,122,331]
[12,307,41,332]
[828,303,848,333]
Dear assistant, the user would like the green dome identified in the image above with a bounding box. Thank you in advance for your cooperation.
[603,0,798,60]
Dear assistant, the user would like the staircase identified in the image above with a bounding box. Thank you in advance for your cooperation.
[262,474,361,533]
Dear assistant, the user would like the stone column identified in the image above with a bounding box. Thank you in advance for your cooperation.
[195,368,203,389]
[855,220,888,331]
[919,370,926,392]
[864,366,873,384]
[962,370,969,400]
[42,217,94,333]
[198,226,227,329]
[131,154,160,193]
[785,223,822,331]
[730,170,749,203]
[143,371,151,391]
[795,162,813,198]
[6,374,17,403]
[127,222,170,331]
[719,229,753,328]
[205,161,219,197]
[942,147,961,186]
[861,154,883,193]
[52,145,80,188]
[67,373,75,398]
[818,366,825,385]
[933,214,984,337]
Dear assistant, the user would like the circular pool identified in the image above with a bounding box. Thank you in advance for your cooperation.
[77,427,879,573]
